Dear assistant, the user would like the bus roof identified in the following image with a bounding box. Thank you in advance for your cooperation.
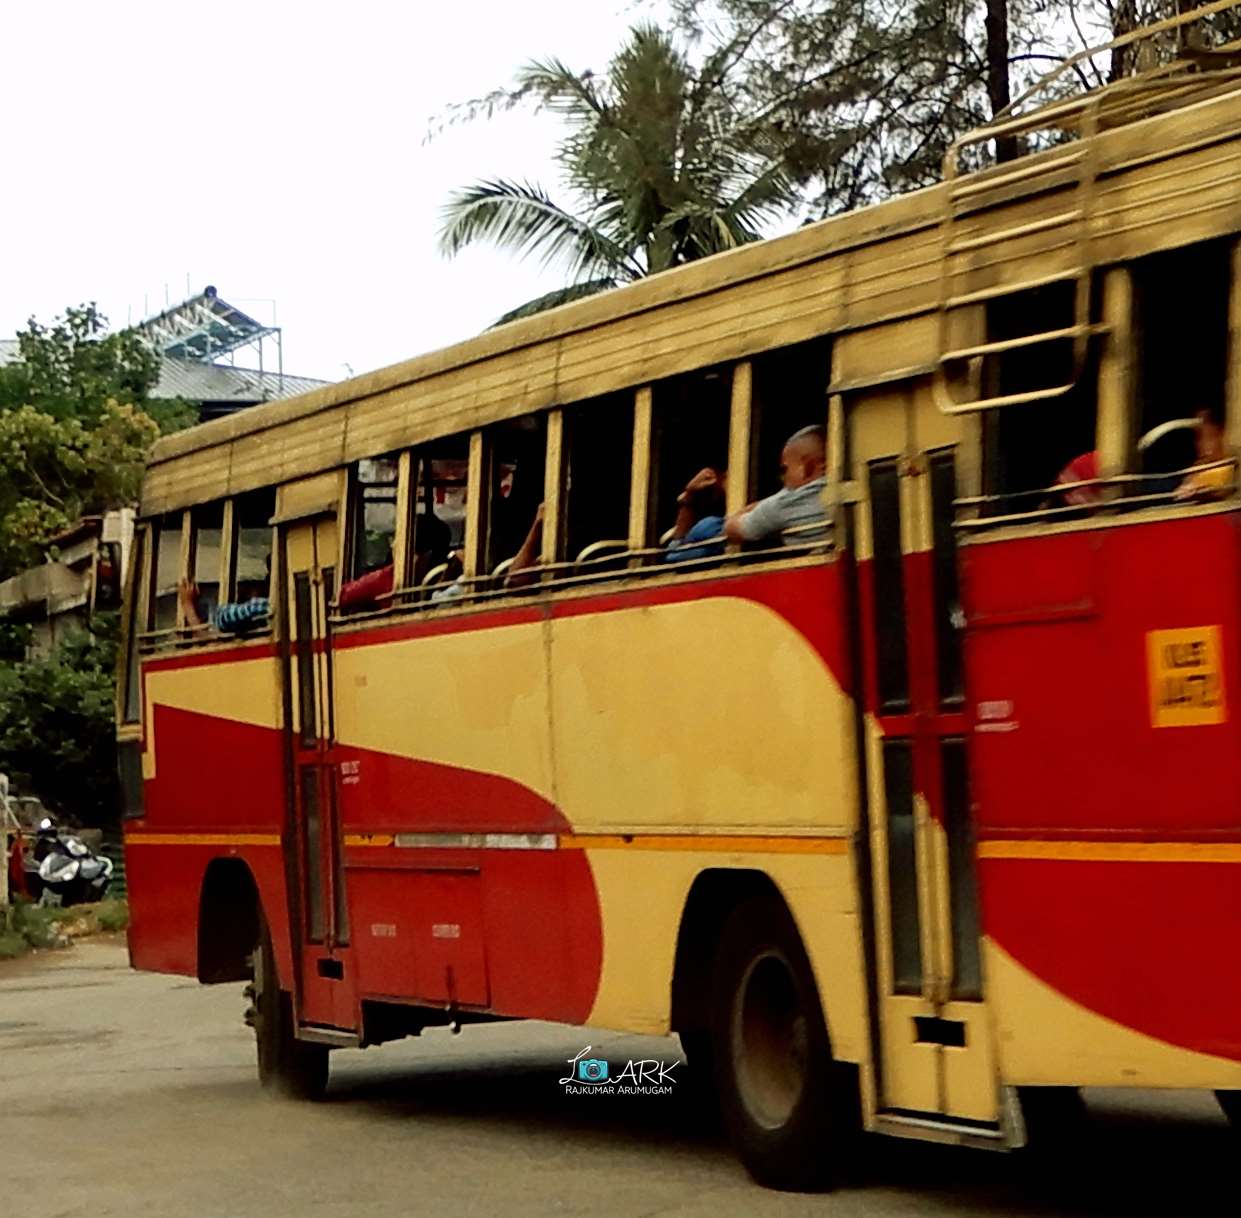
[142,74,1241,516]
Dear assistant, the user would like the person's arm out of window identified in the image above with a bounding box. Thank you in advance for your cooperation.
[725,493,781,543]
[215,598,271,634]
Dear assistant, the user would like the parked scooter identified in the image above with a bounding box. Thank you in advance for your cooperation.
[22,818,113,906]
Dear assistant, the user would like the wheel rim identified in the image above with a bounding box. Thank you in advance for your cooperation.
[732,949,808,1130]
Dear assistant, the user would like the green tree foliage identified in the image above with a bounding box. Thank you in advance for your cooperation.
[0,303,159,424]
[438,23,801,321]
[0,619,120,828]
[663,0,1241,215]
[0,402,157,577]
[0,302,186,828]
[0,304,168,580]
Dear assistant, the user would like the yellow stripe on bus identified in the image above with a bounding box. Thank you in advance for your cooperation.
[345,832,850,854]
[125,833,281,847]
[978,840,1241,863]
[557,833,850,855]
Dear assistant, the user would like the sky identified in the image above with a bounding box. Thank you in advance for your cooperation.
[0,1,650,384]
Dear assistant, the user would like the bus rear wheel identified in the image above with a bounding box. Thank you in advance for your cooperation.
[710,895,853,1191]
[250,913,328,1101]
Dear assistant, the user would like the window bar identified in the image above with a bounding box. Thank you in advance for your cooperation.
[392,450,413,589]
[463,430,485,581]
[726,360,753,520]
[628,387,653,553]
[1227,238,1241,458]
[542,409,565,567]
[217,499,236,605]
[1097,266,1134,485]
[175,511,192,629]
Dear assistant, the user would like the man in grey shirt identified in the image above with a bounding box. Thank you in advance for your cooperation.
[724,424,829,545]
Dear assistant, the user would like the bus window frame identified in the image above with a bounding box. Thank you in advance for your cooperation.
[119,525,150,722]
[188,500,228,627]
[147,509,189,635]
[345,453,401,583]
[229,488,278,616]
[329,351,839,622]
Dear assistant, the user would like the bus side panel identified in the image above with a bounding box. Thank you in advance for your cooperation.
[329,563,867,1052]
[963,511,1241,1074]
[549,563,866,1056]
[126,652,291,984]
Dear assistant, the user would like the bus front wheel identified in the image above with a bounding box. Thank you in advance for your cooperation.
[250,913,328,1101]
[710,895,854,1191]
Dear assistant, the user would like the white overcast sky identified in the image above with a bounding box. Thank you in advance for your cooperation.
[0,1,655,383]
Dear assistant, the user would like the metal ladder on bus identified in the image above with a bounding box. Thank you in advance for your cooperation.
[931,99,1103,416]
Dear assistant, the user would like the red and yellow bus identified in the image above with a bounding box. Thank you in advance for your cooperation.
[118,20,1241,1190]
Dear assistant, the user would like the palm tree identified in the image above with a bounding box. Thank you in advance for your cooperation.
[438,24,799,324]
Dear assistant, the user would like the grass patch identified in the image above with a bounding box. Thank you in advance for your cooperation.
[0,897,129,960]
[95,899,129,933]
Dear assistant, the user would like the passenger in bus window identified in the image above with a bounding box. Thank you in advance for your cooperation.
[1051,450,1103,508]
[505,503,545,587]
[724,425,828,545]
[177,562,271,636]
[664,467,726,563]
[337,563,394,612]
[430,550,465,603]
[1175,409,1235,501]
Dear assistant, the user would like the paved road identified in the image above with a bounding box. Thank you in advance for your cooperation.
[0,940,1234,1217]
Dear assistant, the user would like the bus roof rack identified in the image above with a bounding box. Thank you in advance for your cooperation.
[934,0,1241,416]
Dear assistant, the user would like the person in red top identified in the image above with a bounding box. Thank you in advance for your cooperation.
[1053,450,1102,507]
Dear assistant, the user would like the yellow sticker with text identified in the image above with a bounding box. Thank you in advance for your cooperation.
[1147,626,1227,728]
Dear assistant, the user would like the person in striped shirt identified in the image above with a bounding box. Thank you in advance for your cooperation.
[178,573,270,635]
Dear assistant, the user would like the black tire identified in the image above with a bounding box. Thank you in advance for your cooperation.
[678,1026,721,1127]
[679,1027,715,1089]
[252,912,328,1101]
[711,895,856,1191]
[1216,1090,1241,1126]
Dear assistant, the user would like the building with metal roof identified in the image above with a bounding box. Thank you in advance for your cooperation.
[1,286,329,422]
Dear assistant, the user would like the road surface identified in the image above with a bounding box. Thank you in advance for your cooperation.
[0,940,1233,1217]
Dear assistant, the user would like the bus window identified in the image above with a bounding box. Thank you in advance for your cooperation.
[231,489,275,604]
[1133,239,1232,497]
[407,435,469,586]
[750,339,832,502]
[149,511,184,631]
[649,368,732,547]
[348,455,400,580]
[483,415,546,579]
[563,392,633,567]
[982,279,1099,514]
[190,502,224,624]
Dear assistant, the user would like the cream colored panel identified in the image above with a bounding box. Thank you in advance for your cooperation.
[142,655,283,780]
[941,1001,999,1121]
[274,470,345,524]
[584,848,868,1065]
[987,941,1241,1088]
[550,598,855,834]
[332,622,556,802]
[835,314,938,389]
[879,994,940,1112]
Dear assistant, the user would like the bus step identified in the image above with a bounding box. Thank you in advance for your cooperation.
[297,1024,360,1048]
[872,1110,1012,1151]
